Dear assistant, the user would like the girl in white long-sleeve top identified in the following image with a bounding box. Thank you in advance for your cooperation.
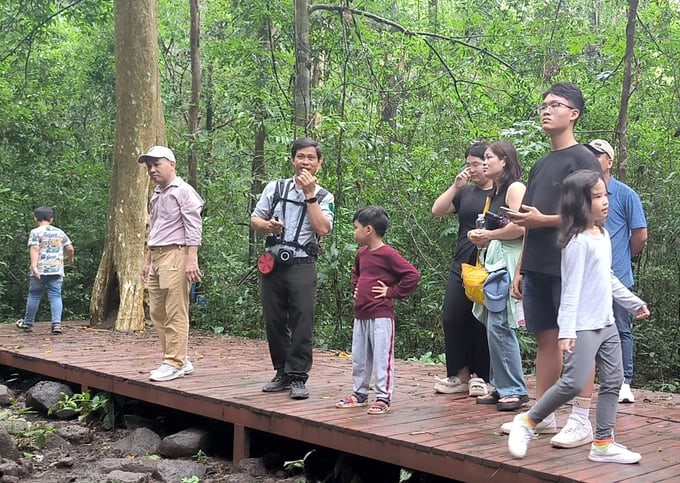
[508,169,650,464]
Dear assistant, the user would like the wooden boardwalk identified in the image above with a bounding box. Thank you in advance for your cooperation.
[1,321,679,482]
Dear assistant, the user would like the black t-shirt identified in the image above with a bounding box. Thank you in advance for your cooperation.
[521,144,601,276]
[452,184,494,264]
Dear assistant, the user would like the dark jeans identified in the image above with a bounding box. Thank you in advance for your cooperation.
[442,264,490,381]
[259,262,317,382]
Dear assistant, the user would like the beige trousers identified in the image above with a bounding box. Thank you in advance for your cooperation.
[147,246,190,368]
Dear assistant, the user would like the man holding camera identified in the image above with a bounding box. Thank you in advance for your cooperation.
[251,137,335,399]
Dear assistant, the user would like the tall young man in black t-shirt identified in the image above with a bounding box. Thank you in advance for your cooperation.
[503,83,601,446]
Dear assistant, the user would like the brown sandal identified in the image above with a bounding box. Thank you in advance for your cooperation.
[367,399,390,415]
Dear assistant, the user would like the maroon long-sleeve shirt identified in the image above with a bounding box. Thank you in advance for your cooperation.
[352,245,421,320]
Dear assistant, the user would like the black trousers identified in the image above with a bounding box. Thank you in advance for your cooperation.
[259,262,317,382]
[442,263,490,381]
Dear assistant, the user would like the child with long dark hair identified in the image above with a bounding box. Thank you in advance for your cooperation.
[508,169,650,464]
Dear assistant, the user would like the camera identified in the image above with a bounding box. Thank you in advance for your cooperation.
[268,245,294,265]
[304,242,320,257]
[484,211,510,230]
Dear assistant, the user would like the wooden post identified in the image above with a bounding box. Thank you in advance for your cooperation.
[233,423,250,465]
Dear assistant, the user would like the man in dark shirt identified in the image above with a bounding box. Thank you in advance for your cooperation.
[505,83,601,446]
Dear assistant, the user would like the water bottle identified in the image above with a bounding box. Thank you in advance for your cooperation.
[515,300,526,327]
[475,214,486,230]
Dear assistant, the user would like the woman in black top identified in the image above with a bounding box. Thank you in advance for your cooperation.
[431,142,493,396]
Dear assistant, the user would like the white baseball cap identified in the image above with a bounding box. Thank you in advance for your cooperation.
[137,146,176,164]
[587,139,614,160]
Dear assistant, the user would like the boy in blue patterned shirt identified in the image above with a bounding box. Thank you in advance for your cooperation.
[16,207,74,334]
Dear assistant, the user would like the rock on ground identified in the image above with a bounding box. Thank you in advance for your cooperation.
[24,381,74,418]
[111,427,161,456]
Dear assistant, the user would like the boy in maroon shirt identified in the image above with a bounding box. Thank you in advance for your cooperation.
[336,206,420,414]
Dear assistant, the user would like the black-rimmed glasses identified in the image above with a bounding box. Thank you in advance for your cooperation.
[537,101,577,114]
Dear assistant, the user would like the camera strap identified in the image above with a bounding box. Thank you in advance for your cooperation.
[271,178,328,251]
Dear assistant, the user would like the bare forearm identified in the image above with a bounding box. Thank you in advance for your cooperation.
[630,228,648,257]
[432,184,458,216]
[306,203,331,236]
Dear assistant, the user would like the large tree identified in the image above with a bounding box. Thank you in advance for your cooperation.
[90,0,166,330]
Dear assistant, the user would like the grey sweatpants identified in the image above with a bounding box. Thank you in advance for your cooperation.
[529,323,623,440]
[352,317,395,402]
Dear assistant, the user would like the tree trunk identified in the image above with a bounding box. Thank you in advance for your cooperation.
[187,0,201,191]
[249,18,270,261]
[293,0,311,131]
[90,0,166,331]
[615,0,639,182]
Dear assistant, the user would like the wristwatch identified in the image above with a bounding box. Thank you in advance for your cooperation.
[304,196,318,204]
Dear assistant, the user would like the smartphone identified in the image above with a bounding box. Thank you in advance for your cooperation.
[499,206,519,217]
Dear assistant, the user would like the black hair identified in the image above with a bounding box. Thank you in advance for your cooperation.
[487,140,521,193]
[465,141,490,160]
[34,206,54,222]
[291,137,322,159]
[353,206,390,237]
[542,82,585,123]
[557,170,603,248]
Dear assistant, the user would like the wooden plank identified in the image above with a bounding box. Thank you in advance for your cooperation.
[2,321,679,483]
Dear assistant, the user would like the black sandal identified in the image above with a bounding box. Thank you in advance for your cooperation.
[496,394,529,411]
[476,391,500,405]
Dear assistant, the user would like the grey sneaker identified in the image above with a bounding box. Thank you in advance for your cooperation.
[16,319,33,333]
[290,379,309,400]
[262,373,291,392]
[183,360,194,375]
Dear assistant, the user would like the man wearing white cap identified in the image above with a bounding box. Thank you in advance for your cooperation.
[138,146,204,382]
[587,139,648,403]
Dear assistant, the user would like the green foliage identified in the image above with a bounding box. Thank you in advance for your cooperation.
[0,409,55,451]
[284,449,316,473]
[193,449,209,464]
[407,352,446,366]
[49,391,114,425]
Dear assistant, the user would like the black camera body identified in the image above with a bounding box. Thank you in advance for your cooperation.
[265,239,295,265]
[484,211,510,230]
[274,246,294,264]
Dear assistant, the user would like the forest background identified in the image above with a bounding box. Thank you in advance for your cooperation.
[0,0,678,391]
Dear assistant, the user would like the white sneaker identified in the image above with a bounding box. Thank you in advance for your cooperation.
[618,383,635,403]
[434,375,468,394]
[183,360,194,375]
[588,441,641,464]
[508,412,536,459]
[149,363,185,382]
[550,413,593,448]
[501,412,557,435]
